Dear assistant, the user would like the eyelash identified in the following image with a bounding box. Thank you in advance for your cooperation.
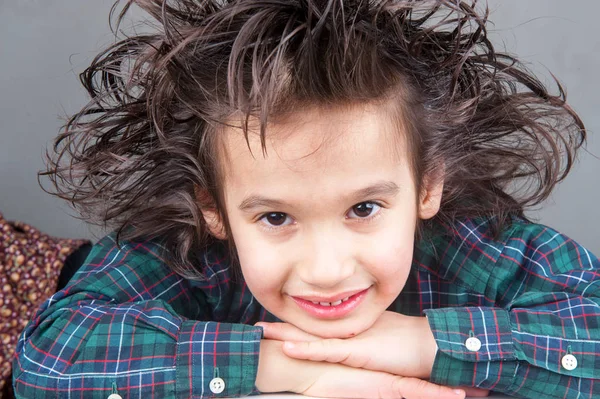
[257,201,385,232]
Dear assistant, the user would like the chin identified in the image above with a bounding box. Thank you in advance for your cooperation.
[300,316,376,339]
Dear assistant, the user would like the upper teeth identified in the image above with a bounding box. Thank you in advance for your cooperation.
[311,296,350,306]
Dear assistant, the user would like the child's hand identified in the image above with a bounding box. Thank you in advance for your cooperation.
[257,339,469,399]
[259,311,437,378]
[257,311,491,397]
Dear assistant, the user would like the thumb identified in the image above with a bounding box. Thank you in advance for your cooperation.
[283,339,371,368]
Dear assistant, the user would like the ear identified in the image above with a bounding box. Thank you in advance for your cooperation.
[417,171,444,220]
[201,208,228,240]
[195,186,228,240]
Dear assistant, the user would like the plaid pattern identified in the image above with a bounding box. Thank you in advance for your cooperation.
[12,218,600,398]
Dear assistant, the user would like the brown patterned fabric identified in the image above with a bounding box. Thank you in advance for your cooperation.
[0,212,90,398]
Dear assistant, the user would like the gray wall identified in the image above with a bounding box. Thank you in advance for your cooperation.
[1,1,599,253]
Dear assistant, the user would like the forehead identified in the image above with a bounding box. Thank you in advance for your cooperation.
[218,103,412,196]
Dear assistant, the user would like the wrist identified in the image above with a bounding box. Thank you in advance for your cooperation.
[256,339,314,394]
[256,340,285,393]
[419,316,438,379]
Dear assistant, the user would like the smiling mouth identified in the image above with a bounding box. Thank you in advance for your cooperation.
[290,287,370,319]
[292,287,368,303]
[307,296,352,306]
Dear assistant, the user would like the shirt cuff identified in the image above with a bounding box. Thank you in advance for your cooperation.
[430,351,519,391]
[176,321,263,398]
[424,307,518,390]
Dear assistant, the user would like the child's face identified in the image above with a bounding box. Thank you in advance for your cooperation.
[204,103,442,338]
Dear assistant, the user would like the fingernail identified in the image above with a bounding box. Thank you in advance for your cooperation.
[255,322,265,328]
[284,342,295,349]
[453,389,465,396]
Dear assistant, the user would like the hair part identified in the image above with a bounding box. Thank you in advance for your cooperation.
[41,0,586,278]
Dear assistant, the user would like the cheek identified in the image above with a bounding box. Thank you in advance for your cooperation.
[363,230,415,295]
[226,212,290,308]
[235,234,289,306]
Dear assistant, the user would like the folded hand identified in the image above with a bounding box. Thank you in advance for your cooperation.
[258,311,490,397]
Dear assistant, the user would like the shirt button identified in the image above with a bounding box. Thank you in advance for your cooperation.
[465,336,482,351]
[209,377,226,394]
[107,394,122,399]
[561,354,578,371]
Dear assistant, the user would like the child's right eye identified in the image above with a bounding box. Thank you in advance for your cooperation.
[259,212,293,228]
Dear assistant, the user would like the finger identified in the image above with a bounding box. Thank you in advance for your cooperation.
[256,322,321,341]
[283,339,372,369]
[391,376,465,399]
[461,387,491,397]
[302,367,464,399]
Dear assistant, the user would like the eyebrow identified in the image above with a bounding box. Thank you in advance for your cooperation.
[238,181,401,213]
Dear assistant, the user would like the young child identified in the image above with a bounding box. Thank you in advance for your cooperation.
[12,0,599,398]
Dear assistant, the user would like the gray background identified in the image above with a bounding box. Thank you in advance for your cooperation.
[1,1,598,253]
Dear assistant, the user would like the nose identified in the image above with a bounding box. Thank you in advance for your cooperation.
[295,233,355,289]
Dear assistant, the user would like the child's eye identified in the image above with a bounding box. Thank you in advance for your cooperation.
[346,202,382,219]
[259,212,293,227]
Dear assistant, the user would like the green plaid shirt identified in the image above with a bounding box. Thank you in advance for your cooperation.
[13,218,600,398]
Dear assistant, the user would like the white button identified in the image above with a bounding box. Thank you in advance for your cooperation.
[107,394,122,399]
[209,377,225,394]
[465,336,482,351]
[561,354,578,371]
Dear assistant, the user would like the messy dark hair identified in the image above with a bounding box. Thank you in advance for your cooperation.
[41,0,585,278]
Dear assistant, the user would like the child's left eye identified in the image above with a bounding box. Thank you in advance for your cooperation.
[346,202,382,219]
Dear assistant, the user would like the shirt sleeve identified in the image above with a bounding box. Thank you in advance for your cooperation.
[12,236,263,399]
[423,221,600,398]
